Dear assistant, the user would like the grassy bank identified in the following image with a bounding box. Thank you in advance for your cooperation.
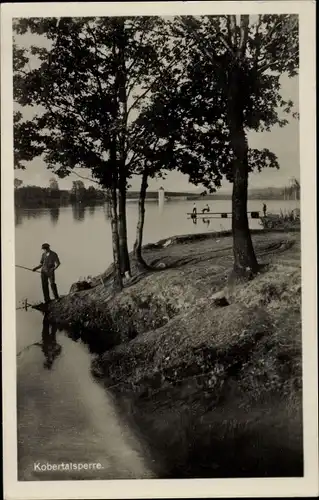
[46,230,302,478]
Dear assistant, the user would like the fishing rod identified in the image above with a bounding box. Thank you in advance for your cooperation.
[17,342,42,357]
[16,297,37,311]
[16,265,40,273]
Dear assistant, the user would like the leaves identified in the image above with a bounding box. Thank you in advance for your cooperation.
[13,16,176,187]
[145,14,298,188]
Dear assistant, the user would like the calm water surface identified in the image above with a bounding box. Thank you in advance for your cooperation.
[15,198,299,480]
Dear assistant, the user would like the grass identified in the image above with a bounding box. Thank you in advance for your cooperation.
[260,210,300,230]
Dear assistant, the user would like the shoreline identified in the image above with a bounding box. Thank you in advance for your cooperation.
[43,227,300,340]
[15,198,300,210]
[35,229,302,477]
[42,227,299,335]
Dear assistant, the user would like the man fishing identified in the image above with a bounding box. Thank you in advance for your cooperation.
[33,243,61,303]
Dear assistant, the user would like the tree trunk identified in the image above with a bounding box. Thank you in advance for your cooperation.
[228,67,259,278]
[109,182,123,291]
[118,177,131,277]
[231,153,259,276]
[115,19,131,279]
[133,168,149,270]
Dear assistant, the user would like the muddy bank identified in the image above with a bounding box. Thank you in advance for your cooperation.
[46,230,302,477]
[46,230,299,341]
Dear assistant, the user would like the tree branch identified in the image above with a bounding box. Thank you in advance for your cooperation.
[261,17,283,48]
[16,68,30,77]
[126,156,143,170]
[127,43,179,101]
[253,15,262,68]
[127,47,181,117]
[71,169,101,185]
[225,16,232,47]
[127,37,196,119]
[257,60,276,74]
[179,15,236,65]
[239,15,249,57]
[217,33,235,56]
[40,98,101,139]
[178,17,215,65]
[257,46,298,74]
[126,25,148,74]
[85,22,106,100]
[117,20,129,163]
[229,15,237,49]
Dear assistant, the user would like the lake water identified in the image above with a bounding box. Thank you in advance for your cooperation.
[15,198,299,480]
[15,198,299,300]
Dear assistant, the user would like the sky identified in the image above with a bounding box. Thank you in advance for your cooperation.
[14,25,300,193]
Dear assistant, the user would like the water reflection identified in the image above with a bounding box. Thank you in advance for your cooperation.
[88,204,96,217]
[17,314,62,370]
[26,209,47,220]
[72,203,86,222]
[49,206,60,225]
[158,202,164,215]
[15,208,46,226]
[104,202,111,220]
[15,210,23,227]
[41,316,62,370]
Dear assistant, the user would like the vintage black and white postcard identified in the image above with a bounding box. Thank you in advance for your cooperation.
[1,1,318,499]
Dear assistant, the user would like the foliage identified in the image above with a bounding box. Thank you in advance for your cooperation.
[13,17,181,185]
[260,209,300,230]
[14,178,23,189]
[158,14,299,185]
[13,15,299,187]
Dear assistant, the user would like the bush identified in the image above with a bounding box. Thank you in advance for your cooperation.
[260,209,300,230]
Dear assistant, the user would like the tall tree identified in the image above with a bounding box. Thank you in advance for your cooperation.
[172,14,298,277]
[129,82,183,269]
[129,49,226,268]
[13,16,181,289]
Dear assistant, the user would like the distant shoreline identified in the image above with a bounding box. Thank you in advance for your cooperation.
[14,185,299,209]
[126,196,299,202]
[15,197,300,209]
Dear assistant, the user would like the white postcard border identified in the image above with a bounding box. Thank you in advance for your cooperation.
[1,2,317,499]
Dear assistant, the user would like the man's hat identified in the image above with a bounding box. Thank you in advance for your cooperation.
[42,243,50,250]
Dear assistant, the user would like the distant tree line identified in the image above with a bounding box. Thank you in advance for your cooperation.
[14,178,108,208]
[249,183,300,201]
[129,186,300,201]
[188,187,300,201]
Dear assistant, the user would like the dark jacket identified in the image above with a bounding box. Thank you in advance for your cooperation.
[40,251,60,275]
